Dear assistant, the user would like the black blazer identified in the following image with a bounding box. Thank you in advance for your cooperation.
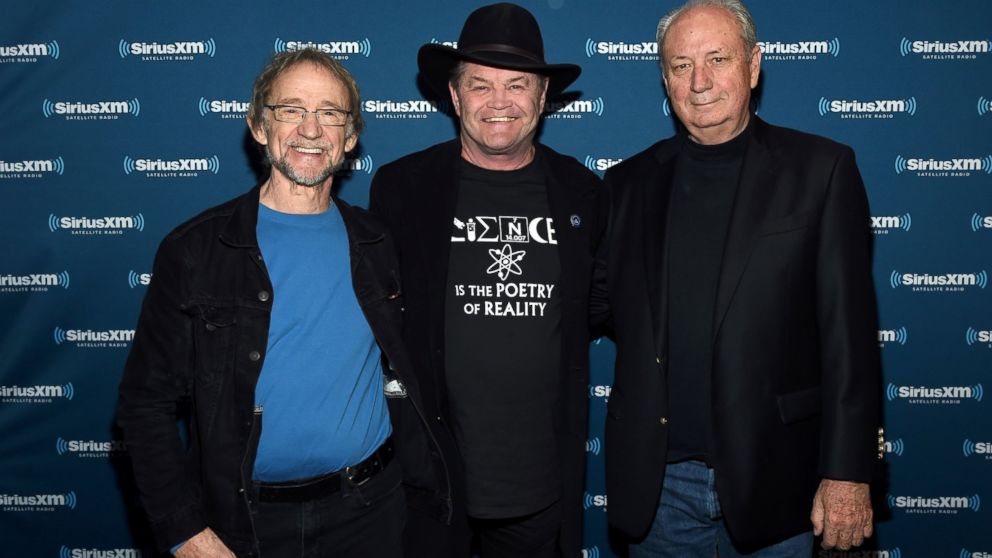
[591,117,882,550]
[370,140,606,558]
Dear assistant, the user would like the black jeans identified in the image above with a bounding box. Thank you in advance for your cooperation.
[253,459,405,558]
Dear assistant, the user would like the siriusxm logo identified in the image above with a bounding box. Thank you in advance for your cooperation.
[884,437,905,457]
[971,213,992,231]
[273,37,371,59]
[48,213,145,236]
[362,99,440,120]
[0,270,69,294]
[119,38,215,60]
[886,382,984,404]
[960,550,992,558]
[582,547,602,558]
[583,156,623,173]
[887,493,981,514]
[59,546,142,558]
[889,270,988,292]
[589,385,612,399]
[584,38,658,61]
[583,492,607,511]
[42,98,140,120]
[197,97,248,119]
[818,97,916,119]
[544,97,605,119]
[0,156,64,179]
[878,327,907,347]
[900,37,990,59]
[123,155,219,177]
[127,271,151,289]
[979,96,992,116]
[0,492,76,511]
[343,155,374,175]
[53,327,134,348]
[965,327,992,348]
[586,437,602,455]
[55,437,126,457]
[870,214,911,235]
[759,38,839,60]
[0,40,60,62]
[895,154,992,176]
[428,38,458,48]
[963,439,991,460]
[818,550,902,558]
[0,383,74,403]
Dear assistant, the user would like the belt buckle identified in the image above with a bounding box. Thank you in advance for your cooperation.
[345,462,372,487]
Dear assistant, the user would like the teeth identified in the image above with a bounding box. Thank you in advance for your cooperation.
[293,147,323,154]
[484,117,515,122]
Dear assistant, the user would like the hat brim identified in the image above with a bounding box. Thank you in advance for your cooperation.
[418,43,581,98]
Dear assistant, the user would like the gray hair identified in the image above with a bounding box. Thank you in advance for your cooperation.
[249,48,364,139]
[656,0,757,61]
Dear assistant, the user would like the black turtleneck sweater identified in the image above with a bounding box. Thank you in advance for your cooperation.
[666,124,751,464]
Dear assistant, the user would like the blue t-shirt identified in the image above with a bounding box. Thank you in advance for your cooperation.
[252,202,391,481]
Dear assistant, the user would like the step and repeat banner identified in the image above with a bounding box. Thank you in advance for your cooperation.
[1,1,989,556]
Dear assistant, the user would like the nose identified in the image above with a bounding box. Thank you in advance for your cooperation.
[297,110,323,138]
[487,87,512,109]
[690,65,713,93]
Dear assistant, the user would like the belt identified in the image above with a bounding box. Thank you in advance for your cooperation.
[257,437,394,503]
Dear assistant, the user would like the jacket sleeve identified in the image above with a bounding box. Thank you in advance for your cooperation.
[117,234,206,551]
[814,145,883,483]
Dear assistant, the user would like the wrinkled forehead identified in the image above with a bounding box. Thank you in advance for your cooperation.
[460,62,544,84]
[663,6,746,58]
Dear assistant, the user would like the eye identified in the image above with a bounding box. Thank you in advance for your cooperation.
[281,106,303,115]
[711,57,727,64]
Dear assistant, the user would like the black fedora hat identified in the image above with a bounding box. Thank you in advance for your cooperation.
[418,3,581,97]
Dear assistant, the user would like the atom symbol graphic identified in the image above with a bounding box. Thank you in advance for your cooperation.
[486,243,526,280]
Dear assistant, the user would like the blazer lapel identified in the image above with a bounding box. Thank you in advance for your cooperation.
[417,141,462,330]
[646,139,681,352]
[712,118,781,339]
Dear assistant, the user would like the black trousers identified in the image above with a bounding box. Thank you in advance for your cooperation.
[470,499,562,558]
[253,459,405,558]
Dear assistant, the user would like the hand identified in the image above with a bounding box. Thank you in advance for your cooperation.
[810,479,873,550]
[174,528,237,558]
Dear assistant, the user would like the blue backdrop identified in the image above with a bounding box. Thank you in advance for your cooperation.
[1,1,990,557]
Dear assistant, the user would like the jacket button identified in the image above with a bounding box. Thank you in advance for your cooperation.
[659,417,668,425]
[258,290,270,302]
[205,323,217,332]
[656,356,662,364]
[248,350,261,361]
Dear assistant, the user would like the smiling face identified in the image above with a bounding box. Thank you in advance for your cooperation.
[249,61,357,188]
[449,62,548,170]
[661,5,760,145]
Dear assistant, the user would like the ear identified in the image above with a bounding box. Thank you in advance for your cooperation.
[749,45,761,89]
[248,115,267,145]
[448,82,461,117]
[344,132,358,153]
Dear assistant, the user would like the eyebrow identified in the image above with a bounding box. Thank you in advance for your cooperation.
[466,74,532,86]
[272,96,344,108]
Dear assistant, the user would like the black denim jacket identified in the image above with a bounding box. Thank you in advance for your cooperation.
[117,185,452,556]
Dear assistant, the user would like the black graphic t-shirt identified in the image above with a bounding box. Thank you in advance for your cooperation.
[444,153,562,518]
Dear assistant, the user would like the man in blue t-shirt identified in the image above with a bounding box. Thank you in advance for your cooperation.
[118,49,454,558]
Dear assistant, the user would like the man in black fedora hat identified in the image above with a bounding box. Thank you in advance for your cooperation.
[371,3,605,557]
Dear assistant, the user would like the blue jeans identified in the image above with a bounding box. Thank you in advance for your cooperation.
[630,461,812,558]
